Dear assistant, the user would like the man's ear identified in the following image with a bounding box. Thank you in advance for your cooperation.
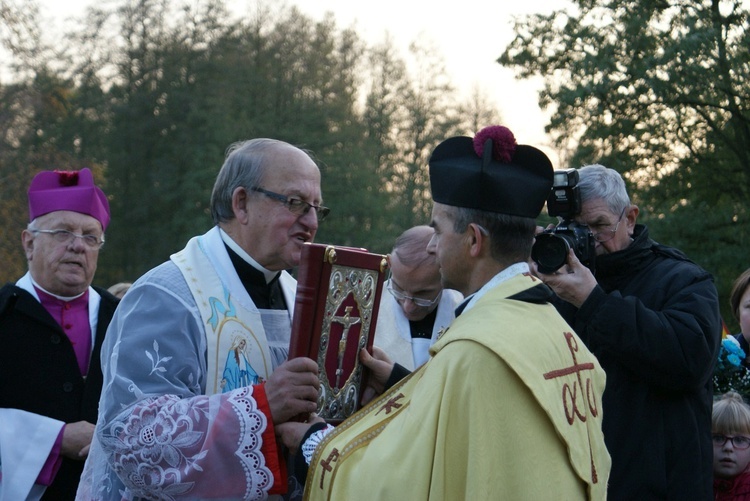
[625,205,639,236]
[232,187,250,224]
[467,223,488,258]
[21,230,35,261]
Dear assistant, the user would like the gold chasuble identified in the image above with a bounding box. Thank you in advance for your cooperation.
[306,273,610,500]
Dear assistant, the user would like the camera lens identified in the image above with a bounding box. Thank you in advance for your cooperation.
[531,233,572,274]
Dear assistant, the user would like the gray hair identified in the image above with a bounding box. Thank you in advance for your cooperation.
[448,205,536,265]
[577,164,631,214]
[210,138,315,224]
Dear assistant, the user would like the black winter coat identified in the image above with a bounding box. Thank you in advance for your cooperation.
[555,224,721,501]
[0,283,119,500]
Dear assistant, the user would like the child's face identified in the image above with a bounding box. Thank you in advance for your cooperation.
[714,433,750,478]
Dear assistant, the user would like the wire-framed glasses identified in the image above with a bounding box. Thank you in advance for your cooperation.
[712,434,750,450]
[252,187,330,221]
[386,281,442,308]
[31,229,105,249]
[590,207,627,243]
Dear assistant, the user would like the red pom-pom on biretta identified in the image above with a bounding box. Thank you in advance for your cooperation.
[429,124,553,217]
[472,125,517,163]
[54,170,80,186]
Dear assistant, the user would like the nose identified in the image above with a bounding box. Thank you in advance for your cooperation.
[426,234,436,254]
[401,298,420,314]
[300,207,319,230]
[68,234,87,252]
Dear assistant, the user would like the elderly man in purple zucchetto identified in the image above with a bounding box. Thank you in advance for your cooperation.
[0,168,119,500]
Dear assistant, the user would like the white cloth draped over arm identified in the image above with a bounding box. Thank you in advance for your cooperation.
[0,408,63,501]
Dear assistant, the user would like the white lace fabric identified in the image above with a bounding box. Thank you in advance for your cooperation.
[104,389,271,500]
[301,425,335,466]
[76,259,283,500]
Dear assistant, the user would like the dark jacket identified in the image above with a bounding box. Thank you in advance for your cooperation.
[0,282,119,500]
[555,224,722,500]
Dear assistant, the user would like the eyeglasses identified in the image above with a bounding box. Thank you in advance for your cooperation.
[252,187,330,221]
[387,281,442,308]
[32,229,105,249]
[590,207,627,243]
[712,434,750,450]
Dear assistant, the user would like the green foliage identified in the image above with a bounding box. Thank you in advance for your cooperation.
[0,0,496,285]
[500,0,750,329]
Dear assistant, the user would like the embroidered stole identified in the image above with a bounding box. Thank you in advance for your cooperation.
[172,232,274,395]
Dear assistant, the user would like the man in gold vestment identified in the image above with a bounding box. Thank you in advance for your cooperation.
[279,125,611,500]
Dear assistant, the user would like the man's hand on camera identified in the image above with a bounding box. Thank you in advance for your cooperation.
[533,249,597,308]
[534,223,556,236]
[530,224,557,278]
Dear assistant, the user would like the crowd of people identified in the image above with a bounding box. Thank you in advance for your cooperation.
[0,123,745,500]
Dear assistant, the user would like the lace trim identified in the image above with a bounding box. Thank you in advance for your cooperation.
[101,389,272,501]
[301,425,335,465]
[229,385,273,499]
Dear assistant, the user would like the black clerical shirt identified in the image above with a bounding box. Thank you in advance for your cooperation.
[409,307,438,340]
[225,245,287,310]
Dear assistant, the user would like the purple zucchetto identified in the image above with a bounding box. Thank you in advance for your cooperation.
[429,125,554,218]
[28,168,110,230]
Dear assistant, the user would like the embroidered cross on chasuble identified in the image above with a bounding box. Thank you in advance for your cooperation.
[542,331,602,483]
[305,273,610,500]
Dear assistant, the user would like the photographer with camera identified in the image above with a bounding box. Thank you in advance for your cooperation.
[532,163,722,500]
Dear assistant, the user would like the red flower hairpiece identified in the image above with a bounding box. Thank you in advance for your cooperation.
[54,170,80,186]
[473,125,517,164]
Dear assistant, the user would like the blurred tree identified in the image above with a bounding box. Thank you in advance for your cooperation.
[1,0,109,283]
[459,84,505,137]
[83,0,233,281]
[355,37,412,251]
[1,0,502,285]
[388,38,463,230]
[499,0,750,328]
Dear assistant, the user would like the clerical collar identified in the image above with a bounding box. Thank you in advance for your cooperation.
[457,262,529,316]
[221,237,287,310]
[219,228,279,284]
[409,307,438,340]
[29,275,86,301]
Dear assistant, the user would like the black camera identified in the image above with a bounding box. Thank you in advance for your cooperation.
[531,169,596,274]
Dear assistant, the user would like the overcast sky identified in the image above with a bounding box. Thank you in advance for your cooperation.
[36,0,566,159]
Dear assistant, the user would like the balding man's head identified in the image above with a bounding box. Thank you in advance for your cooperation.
[388,226,443,321]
